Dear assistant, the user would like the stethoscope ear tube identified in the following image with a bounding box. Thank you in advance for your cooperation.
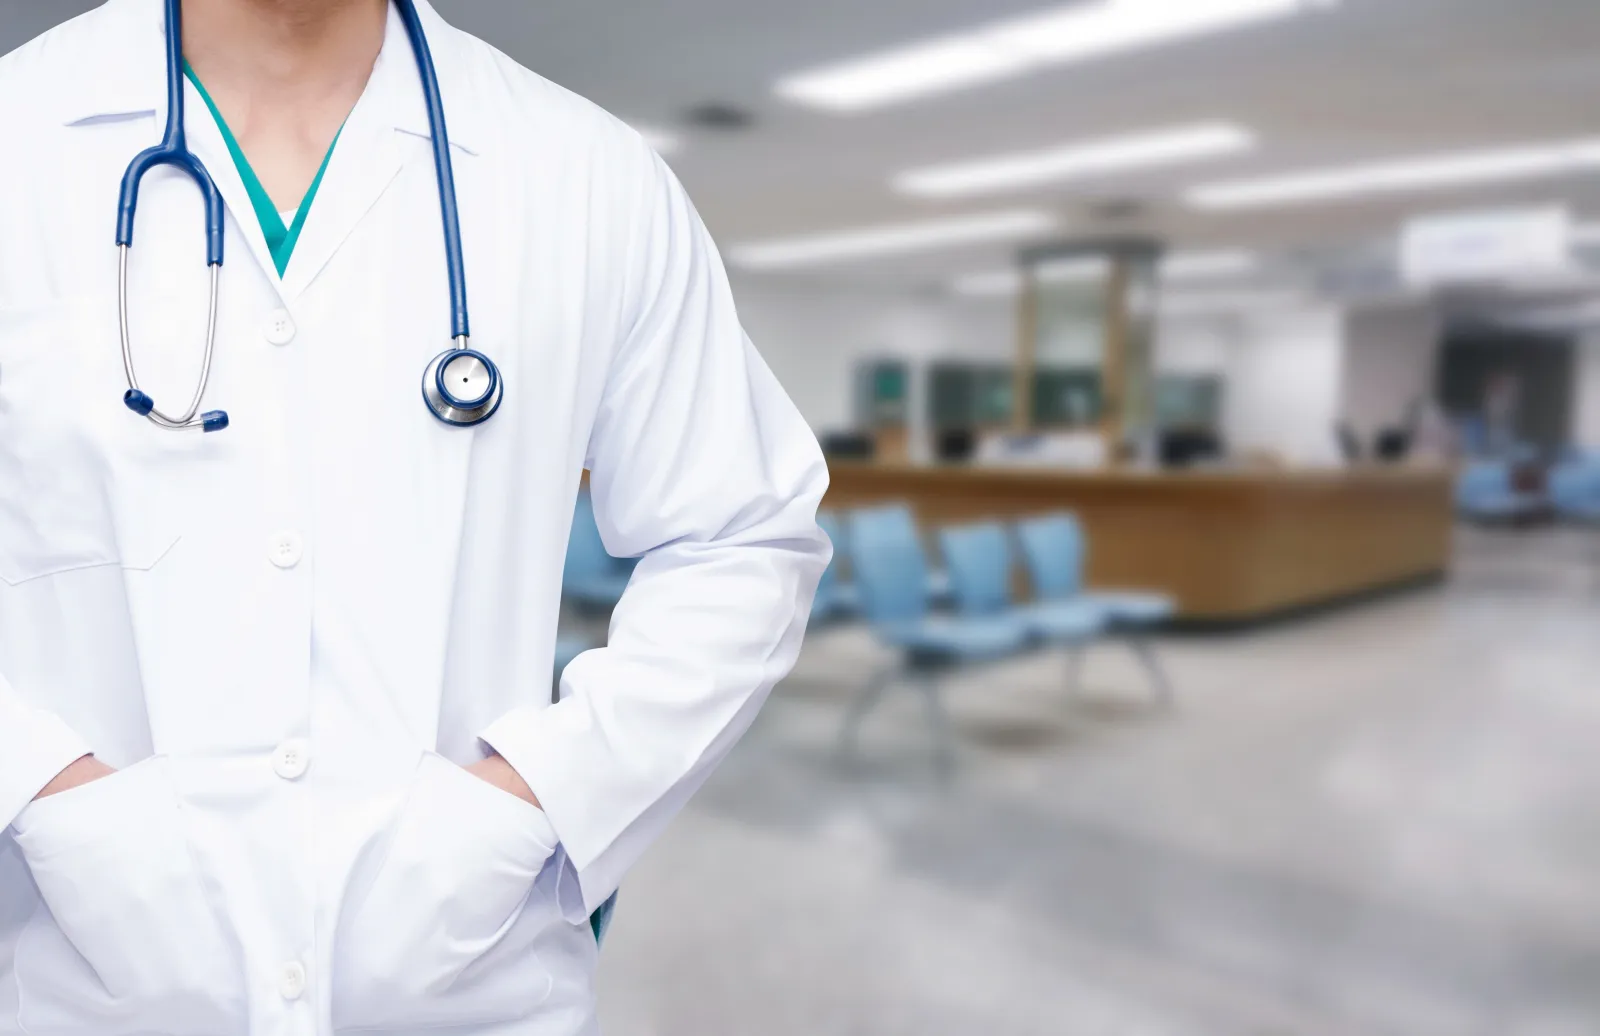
[115,0,229,433]
[118,245,228,431]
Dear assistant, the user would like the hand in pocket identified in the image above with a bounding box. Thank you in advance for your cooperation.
[33,754,117,800]
[333,752,560,1030]
[10,757,247,1036]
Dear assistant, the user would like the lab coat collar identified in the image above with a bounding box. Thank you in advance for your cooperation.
[53,0,488,158]
[55,0,488,300]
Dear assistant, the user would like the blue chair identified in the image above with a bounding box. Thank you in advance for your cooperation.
[939,522,1103,698]
[563,492,637,613]
[1455,461,1546,523]
[1015,513,1175,706]
[839,505,1032,771]
[1550,458,1600,522]
[810,512,861,623]
[553,634,592,676]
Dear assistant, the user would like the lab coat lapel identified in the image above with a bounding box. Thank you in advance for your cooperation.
[275,9,414,302]
[179,94,284,291]
[52,0,282,292]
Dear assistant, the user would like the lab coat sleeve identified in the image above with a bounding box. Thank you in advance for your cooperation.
[0,670,93,830]
[479,146,830,913]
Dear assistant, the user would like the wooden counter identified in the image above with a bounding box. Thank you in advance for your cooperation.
[824,463,1454,623]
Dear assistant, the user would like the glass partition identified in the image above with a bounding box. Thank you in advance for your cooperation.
[1015,240,1161,458]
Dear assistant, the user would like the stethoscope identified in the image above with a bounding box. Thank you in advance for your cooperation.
[116,0,502,433]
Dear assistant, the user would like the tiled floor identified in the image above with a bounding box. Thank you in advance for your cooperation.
[595,527,1600,1036]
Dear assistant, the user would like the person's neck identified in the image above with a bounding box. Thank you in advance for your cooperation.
[183,0,389,104]
[180,0,390,208]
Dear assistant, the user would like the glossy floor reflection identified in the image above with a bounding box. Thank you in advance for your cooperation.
[596,527,1600,1036]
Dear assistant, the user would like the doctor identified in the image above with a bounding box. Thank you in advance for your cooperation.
[0,0,829,1033]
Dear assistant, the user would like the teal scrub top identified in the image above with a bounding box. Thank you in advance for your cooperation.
[184,62,340,277]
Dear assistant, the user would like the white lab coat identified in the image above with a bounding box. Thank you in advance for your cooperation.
[0,2,830,1034]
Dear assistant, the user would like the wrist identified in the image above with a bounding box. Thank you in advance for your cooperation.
[35,755,115,801]
[465,753,541,809]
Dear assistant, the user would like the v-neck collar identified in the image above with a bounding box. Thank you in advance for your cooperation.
[57,0,491,303]
[183,61,342,278]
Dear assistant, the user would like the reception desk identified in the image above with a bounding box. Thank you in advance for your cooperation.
[824,463,1454,624]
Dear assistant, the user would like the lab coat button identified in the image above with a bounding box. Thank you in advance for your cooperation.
[264,309,297,346]
[268,531,304,569]
[277,960,307,1001]
[273,739,310,781]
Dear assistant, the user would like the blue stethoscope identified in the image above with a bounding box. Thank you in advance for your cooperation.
[117,0,503,433]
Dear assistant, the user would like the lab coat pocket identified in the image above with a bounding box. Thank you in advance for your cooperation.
[0,301,184,586]
[333,752,558,1031]
[10,756,247,1036]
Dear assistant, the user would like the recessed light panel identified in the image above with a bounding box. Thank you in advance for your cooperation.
[1190,138,1600,209]
[731,211,1058,270]
[778,0,1333,112]
[896,123,1255,199]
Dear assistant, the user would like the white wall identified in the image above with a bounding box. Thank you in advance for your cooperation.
[1222,307,1346,466]
[1340,300,1442,437]
[1155,314,1234,375]
[729,277,1009,431]
[1157,307,1347,465]
[1575,333,1600,451]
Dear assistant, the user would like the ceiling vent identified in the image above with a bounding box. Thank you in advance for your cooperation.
[684,103,756,132]
[1088,198,1147,222]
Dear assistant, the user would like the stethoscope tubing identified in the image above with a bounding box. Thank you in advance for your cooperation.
[117,245,222,428]
[393,0,469,342]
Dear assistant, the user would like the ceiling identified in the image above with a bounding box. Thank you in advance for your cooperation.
[9,0,1600,297]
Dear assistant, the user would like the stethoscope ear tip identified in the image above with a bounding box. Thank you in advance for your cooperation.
[123,389,155,416]
[121,391,229,432]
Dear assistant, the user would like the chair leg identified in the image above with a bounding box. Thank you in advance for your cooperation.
[838,664,899,761]
[1127,632,1173,708]
[1064,642,1087,702]
[915,672,956,777]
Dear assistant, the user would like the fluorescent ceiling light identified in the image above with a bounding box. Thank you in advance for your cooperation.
[1190,137,1600,210]
[896,123,1254,199]
[1160,288,1309,314]
[778,0,1331,112]
[953,270,1027,297]
[1163,249,1259,279]
[730,211,1057,270]
[952,256,1107,296]
[953,249,1256,295]
[629,123,682,156]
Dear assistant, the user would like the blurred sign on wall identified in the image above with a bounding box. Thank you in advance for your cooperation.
[1401,207,1571,287]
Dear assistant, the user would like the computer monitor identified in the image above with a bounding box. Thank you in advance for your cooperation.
[1159,428,1223,468]
[820,431,876,460]
[936,428,977,463]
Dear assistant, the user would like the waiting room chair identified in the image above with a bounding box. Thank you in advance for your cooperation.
[839,504,1032,772]
[809,511,861,623]
[562,492,637,613]
[1550,458,1600,523]
[1015,513,1175,707]
[1454,461,1547,524]
[553,634,592,677]
[938,522,1104,698]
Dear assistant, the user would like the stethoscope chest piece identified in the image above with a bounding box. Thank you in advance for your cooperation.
[422,345,502,426]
